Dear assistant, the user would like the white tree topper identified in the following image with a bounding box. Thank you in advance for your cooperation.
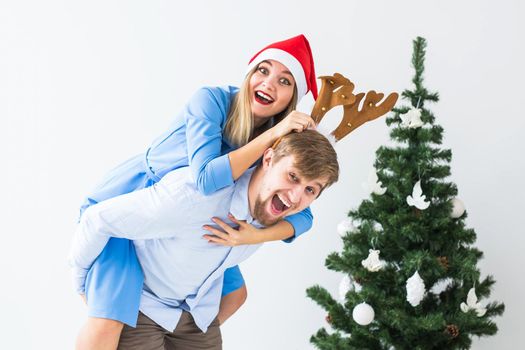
[460,288,487,317]
[361,249,386,272]
[400,107,424,128]
[406,180,430,210]
[406,271,426,306]
[363,168,387,195]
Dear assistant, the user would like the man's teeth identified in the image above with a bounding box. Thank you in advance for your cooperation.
[256,91,273,102]
[277,194,290,208]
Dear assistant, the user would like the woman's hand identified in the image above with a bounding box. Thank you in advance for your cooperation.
[202,213,262,246]
[271,111,316,139]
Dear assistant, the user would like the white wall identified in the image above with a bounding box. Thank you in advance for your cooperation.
[1,0,523,349]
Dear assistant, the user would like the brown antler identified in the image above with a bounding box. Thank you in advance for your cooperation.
[271,72,398,147]
[333,90,399,141]
[311,73,357,123]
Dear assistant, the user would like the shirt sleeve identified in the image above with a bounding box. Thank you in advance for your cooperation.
[69,176,196,279]
[282,206,313,243]
[221,265,245,296]
[184,88,235,195]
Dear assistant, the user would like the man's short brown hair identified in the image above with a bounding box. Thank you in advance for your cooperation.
[272,130,339,194]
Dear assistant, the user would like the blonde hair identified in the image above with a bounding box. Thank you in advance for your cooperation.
[224,66,298,147]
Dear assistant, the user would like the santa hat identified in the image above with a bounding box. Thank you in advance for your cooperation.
[246,34,318,100]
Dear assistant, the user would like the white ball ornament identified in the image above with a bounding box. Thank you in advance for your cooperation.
[450,198,466,218]
[352,302,375,325]
[337,218,354,237]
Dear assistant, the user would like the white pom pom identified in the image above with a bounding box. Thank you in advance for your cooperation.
[406,271,426,306]
[315,124,337,146]
[339,275,353,301]
[450,198,465,218]
[352,302,375,325]
[337,218,354,237]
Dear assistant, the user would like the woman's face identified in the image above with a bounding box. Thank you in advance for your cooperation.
[249,59,296,125]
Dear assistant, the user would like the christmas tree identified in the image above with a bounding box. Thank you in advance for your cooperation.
[307,37,504,349]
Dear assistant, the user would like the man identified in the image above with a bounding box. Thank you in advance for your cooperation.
[69,130,339,349]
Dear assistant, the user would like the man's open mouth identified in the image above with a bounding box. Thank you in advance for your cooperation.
[255,91,274,105]
[270,194,291,215]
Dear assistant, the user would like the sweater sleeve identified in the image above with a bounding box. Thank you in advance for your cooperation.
[282,206,313,243]
[184,88,235,195]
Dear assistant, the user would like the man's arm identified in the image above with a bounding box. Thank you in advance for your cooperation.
[69,173,195,291]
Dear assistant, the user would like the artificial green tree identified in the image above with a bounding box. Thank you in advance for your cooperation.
[307,37,504,350]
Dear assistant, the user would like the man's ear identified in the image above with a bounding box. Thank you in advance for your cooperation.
[262,148,274,169]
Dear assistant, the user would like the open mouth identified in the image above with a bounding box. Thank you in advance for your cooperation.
[270,194,291,215]
[255,90,274,105]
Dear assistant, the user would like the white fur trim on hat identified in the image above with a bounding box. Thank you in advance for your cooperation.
[246,48,307,98]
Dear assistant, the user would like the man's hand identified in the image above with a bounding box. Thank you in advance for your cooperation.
[202,214,262,246]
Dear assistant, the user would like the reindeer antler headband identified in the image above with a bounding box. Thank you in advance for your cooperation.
[273,72,399,147]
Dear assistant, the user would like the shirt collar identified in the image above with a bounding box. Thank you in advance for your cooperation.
[229,167,258,225]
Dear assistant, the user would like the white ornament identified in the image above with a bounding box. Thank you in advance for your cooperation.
[430,278,454,295]
[406,180,430,210]
[373,222,383,232]
[400,107,424,128]
[339,275,354,301]
[460,288,487,317]
[352,302,375,325]
[362,168,387,195]
[406,271,426,306]
[450,198,466,218]
[361,249,386,272]
[337,218,354,237]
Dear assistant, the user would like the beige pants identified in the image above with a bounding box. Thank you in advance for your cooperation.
[117,311,222,350]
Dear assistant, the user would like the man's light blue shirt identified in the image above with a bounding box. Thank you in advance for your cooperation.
[69,167,262,332]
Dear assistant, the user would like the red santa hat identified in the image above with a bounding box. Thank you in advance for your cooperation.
[247,34,318,100]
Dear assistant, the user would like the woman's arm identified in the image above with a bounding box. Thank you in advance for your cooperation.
[228,111,316,180]
[203,207,313,246]
[184,88,314,195]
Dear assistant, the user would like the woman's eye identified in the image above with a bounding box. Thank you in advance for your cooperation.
[289,173,298,182]
[280,78,291,86]
[258,67,269,75]
[306,187,316,195]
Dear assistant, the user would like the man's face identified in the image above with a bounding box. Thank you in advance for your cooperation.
[253,151,327,226]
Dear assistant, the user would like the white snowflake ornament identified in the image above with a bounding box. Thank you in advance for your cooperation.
[352,302,375,325]
[460,288,487,317]
[361,249,386,272]
[363,168,387,195]
[450,198,466,218]
[406,271,426,306]
[400,107,424,128]
[406,180,430,210]
[339,275,353,301]
[337,218,354,237]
